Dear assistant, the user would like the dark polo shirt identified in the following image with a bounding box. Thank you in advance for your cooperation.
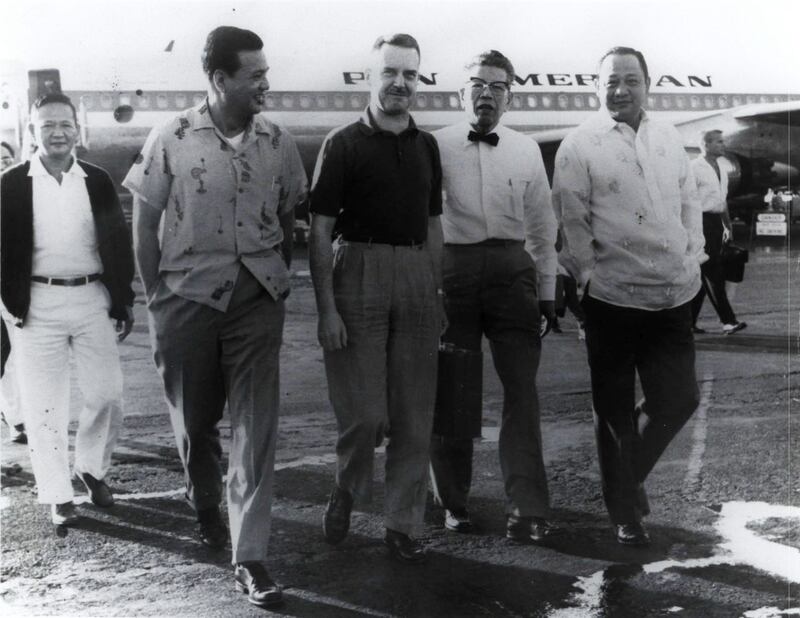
[309,109,442,245]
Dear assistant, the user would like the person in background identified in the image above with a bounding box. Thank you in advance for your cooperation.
[553,47,704,546]
[309,33,444,564]
[124,26,307,608]
[429,50,562,543]
[1,93,134,526]
[690,130,746,335]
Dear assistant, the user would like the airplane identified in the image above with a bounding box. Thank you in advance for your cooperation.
[1,0,797,223]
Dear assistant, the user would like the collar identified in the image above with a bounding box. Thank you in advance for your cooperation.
[28,154,85,178]
[592,108,650,133]
[357,107,418,136]
[192,98,273,137]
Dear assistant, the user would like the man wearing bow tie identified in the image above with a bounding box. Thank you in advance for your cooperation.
[430,50,560,542]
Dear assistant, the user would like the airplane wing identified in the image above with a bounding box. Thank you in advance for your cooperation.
[730,100,800,127]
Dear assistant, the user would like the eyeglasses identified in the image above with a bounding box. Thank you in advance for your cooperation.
[468,79,510,96]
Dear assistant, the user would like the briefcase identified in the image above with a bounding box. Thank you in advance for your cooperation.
[721,243,748,283]
[433,344,483,439]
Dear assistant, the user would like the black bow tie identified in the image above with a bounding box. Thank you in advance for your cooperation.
[468,131,499,146]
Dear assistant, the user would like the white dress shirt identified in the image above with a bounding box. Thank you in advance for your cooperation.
[30,154,102,278]
[553,111,705,310]
[691,156,728,213]
[433,122,557,301]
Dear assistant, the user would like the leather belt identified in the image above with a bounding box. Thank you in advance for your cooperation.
[31,274,102,286]
[340,236,425,247]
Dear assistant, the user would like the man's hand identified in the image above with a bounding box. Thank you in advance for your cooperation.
[539,300,556,338]
[722,226,733,244]
[318,310,348,351]
[437,293,449,336]
[116,306,135,342]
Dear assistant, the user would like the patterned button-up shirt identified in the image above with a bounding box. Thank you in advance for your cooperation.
[123,100,307,311]
[553,110,705,311]
[433,122,557,301]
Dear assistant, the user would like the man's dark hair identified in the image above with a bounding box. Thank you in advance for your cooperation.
[32,93,78,123]
[597,46,649,83]
[202,26,264,80]
[465,50,515,84]
[372,33,420,59]
[1,141,15,157]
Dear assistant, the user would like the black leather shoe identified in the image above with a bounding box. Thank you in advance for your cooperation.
[51,501,80,526]
[234,562,283,608]
[384,529,427,564]
[444,509,472,533]
[616,521,651,546]
[506,515,564,544]
[323,486,353,545]
[197,507,228,550]
[75,471,114,507]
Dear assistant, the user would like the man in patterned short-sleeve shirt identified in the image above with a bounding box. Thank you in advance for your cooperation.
[552,46,705,548]
[123,26,306,609]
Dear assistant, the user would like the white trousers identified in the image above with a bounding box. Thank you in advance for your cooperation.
[14,281,123,504]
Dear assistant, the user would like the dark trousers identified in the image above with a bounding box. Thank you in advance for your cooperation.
[582,295,699,524]
[148,267,285,563]
[430,241,550,518]
[691,213,737,325]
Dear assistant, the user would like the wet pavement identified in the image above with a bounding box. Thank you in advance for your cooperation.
[1,225,798,617]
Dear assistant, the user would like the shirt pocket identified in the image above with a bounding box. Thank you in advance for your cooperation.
[506,174,532,222]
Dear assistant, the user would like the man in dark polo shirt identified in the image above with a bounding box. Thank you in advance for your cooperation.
[309,32,444,564]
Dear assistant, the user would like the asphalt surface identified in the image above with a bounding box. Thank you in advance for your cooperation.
[1,225,798,617]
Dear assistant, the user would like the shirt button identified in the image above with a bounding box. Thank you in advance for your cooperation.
[238,188,244,193]
[237,222,243,227]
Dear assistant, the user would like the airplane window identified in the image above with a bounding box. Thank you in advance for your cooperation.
[675,96,685,109]
[587,95,598,108]
[690,96,700,109]
[433,95,443,109]
[449,94,459,108]
[732,95,742,106]
[264,95,276,109]
[746,95,756,104]
[100,94,113,109]
[557,95,568,109]
[82,95,94,110]
[573,95,583,108]
[282,95,294,108]
[334,94,345,109]
[114,105,134,123]
[647,96,656,108]
[350,95,361,109]
[300,95,311,109]
[157,94,168,109]
[661,96,671,109]
[541,95,552,108]
[417,94,427,108]
[119,94,131,106]
[512,96,522,109]
[193,94,205,106]
[317,95,328,108]
[527,95,538,108]
[138,95,150,109]
[175,94,187,108]
[704,96,714,108]
[718,96,728,108]
[759,95,769,103]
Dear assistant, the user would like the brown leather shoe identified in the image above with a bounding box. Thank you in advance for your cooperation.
[234,562,283,608]
[197,506,228,550]
[51,501,80,526]
[616,521,651,546]
[75,472,114,507]
[506,515,564,544]
[323,486,353,545]
[384,529,427,564]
